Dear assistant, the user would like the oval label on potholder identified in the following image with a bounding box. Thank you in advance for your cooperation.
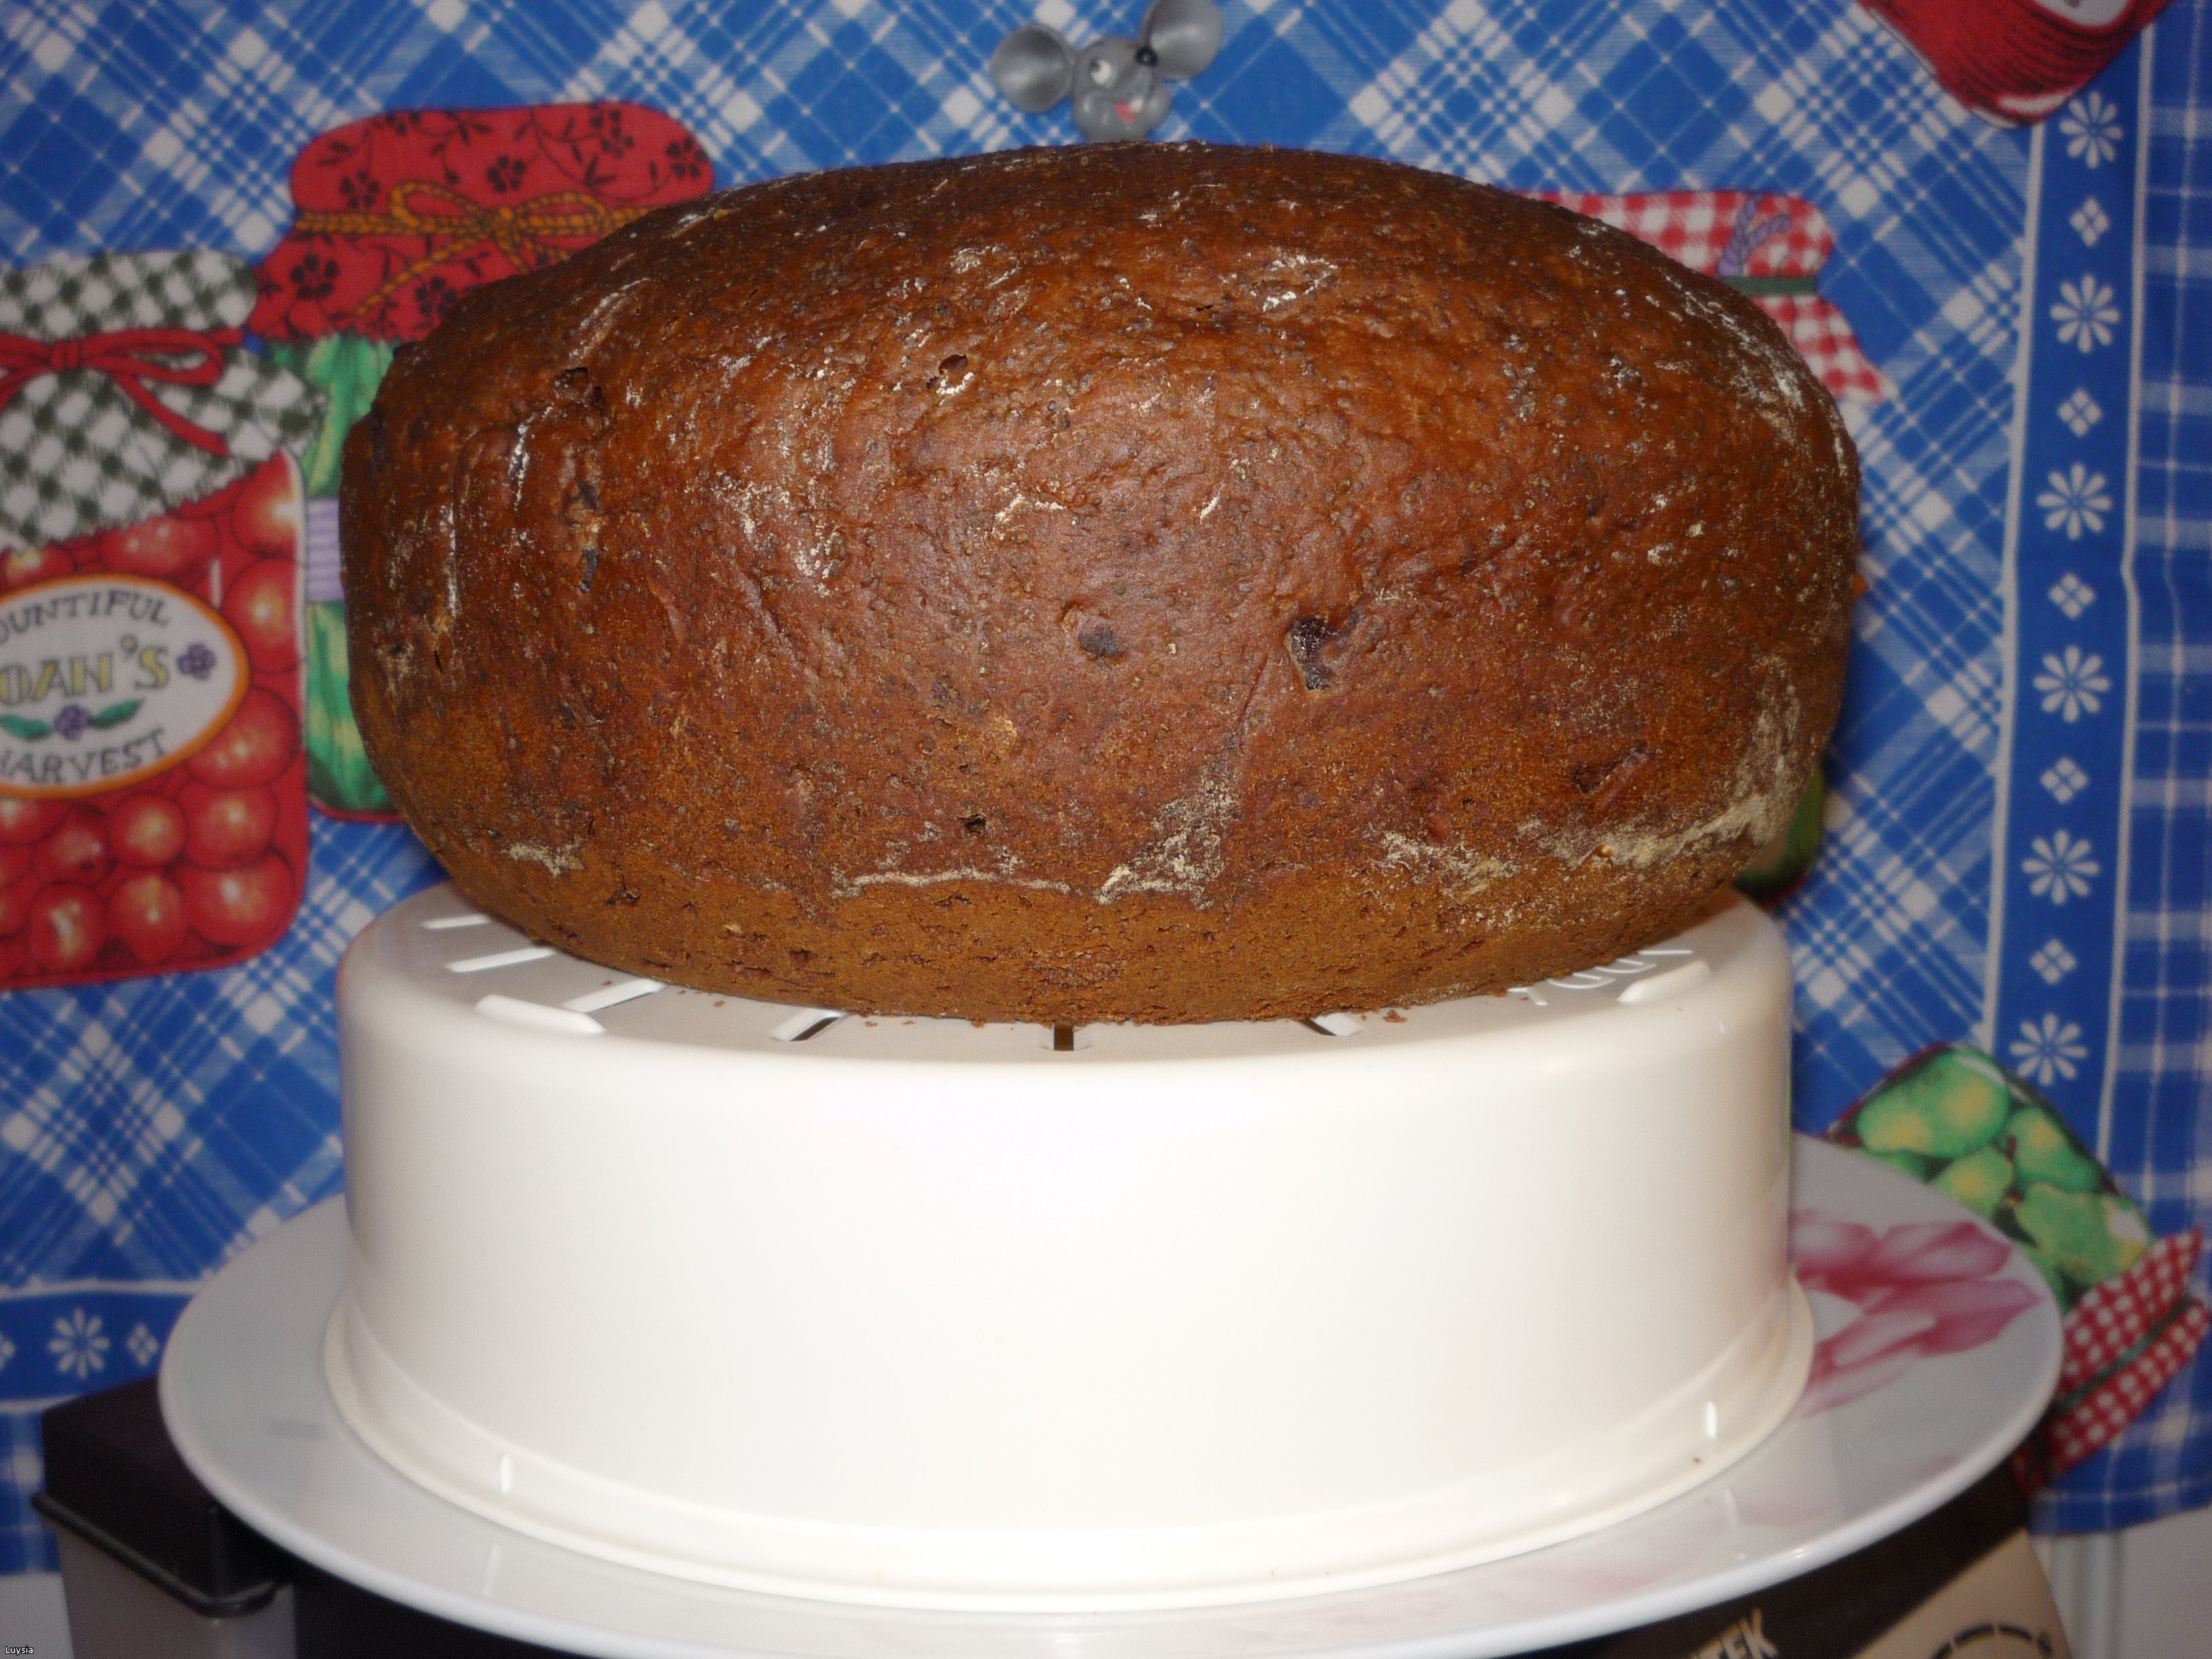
[0,573,248,799]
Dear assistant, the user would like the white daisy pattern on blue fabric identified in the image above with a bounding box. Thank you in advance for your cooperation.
[47,1308,108,1381]
[2035,646,2112,723]
[2060,91,2123,169]
[2011,1012,2090,1085]
[2070,197,2110,246]
[2038,463,2114,539]
[2023,830,2101,905]
[2051,274,2121,351]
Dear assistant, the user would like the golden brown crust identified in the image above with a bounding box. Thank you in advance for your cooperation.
[342,142,1858,1023]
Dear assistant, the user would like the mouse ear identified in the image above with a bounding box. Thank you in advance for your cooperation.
[1139,0,1223,79]
[989,24,1077,112]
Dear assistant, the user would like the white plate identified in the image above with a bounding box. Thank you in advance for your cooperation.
[161,1136,2060,1659]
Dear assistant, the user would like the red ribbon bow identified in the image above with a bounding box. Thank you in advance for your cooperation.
[0,325,243,457]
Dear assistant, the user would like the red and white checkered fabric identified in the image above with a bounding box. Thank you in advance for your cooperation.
[1538,188,1834,275]
[1534,190,1889,405]
[2060,1229,2205,1398]
[1754,293,1890,407]
[2047,1296,2212,1477]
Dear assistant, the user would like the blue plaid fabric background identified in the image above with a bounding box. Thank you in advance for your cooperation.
[2,0,2207,1575]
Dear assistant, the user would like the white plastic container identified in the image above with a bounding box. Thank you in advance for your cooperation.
[327,884,1810,1612]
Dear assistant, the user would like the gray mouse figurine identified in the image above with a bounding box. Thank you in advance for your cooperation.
[988,0,1224,141]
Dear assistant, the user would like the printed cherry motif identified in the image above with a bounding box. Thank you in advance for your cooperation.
[109,794,188,867]
[0,869,37,938]
[223,559,301,674]
[181,783,276,869]
[108,871,189,966]
[180,852,297,947]
[230,458,301,559]
[1,545,73,591]
[33,808,112,888]
[188,689,298,790]
[101,513,219,583]
[27,884,106,975]
[0,797,64,846]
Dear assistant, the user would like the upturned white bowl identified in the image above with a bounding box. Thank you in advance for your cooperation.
[327,884,1809,1611]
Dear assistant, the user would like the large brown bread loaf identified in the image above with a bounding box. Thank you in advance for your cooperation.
[343,143,1858,1025]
